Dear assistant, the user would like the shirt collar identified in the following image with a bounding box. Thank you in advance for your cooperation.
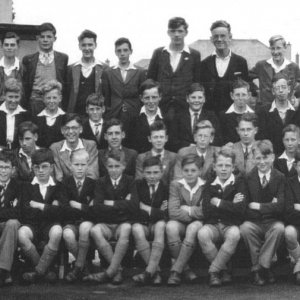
[178,177,205,194]
[112,62,136,70]
[225,103,254,114]
[212,49,232,59]
[74,58,103,67]
[163,44,190,54]
[267,57,291,72]
[279,151,295,162]
[0,102,26,115]
[151,149,165,158]
[110,175,122,185]
[258,170,271,181]
[269,100,295,112]
[140,105,163,118]
[37,107,65,118]
[0,57,20,70]
[60,139,84,152]
[89,118,103,127]
[196,148,207,158]
[211,173,235,189]
[189,108,202,116]
[31,176,55,186]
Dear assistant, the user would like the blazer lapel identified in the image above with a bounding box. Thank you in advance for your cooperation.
[44,185,56,203]
[264,62,274,83]
[175,51,189,73]
[72,65,81,95]
[207,55,217,78]
[111,68,124,84]
[124,68,137,84]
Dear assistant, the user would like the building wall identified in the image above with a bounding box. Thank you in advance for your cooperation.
[0,0,13,23]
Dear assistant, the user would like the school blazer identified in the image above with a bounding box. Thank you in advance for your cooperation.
[285,175,300,226]
[273,157,297,178]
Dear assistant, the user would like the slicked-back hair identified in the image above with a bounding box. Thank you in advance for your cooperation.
[42,80,62,96]
[104,148,125,165]
[282,124,300,139]
[4,78,22,94]
[231,79,250,92]
[103,118,124,134]
[168,17,188,31]
[0,150,15,167]
[70,149,90,163]
[214,146,236,164]
[142,156,162,170]
[181,153,203,169]
[115,37,132,51]
[86,93,105,108]
[237,112,258,128]
[139,79,161,96]
[210,20,231,33]
[186,83,205,96]
[149,120,167,135]
[18,121,39,139]
[61,113,82,127]
[252,140,274,156]
[272,72,289,85]
[32,148,54,165]
[78,29,97,42]
[269,35,286,47]
[1,32,20,44]
[39,23,56,36]
[194,119,215,136]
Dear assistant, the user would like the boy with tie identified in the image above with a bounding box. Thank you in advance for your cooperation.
[135,120,176,185]
[132,156,169,285]
[198,147,247,286]
[18,149,63,284]
[240,140,285,286]
[61,149,96,283]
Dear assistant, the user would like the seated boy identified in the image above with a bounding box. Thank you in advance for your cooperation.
[99,118,137,177]
[83,149,136,284]
[166,154,205,286]
[173,120,218,181]
[61,149,96,282]
[273,124,300,178]
[135,120,176,185]
[131,156,169,285]
[219,79,255,144]
[18,149,63,283]
[0,78,30,149]
[50,113,99,182]
[198,147,247,287]
[0,151,22,286]
[13,121,40,182]
[240,140,285,286]
[81,93,107,149]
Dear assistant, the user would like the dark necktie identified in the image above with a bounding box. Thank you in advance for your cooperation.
[77,181,82,194]
[192,112,199,132]
[261,175,268,188]
[199,155,205,168]
[150,184,155,201]
[113,181,118,189]
[244,147,249,161]
[94,123,101,142]
[0,184,6,207]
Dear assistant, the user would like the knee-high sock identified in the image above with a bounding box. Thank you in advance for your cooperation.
[172,240,195,274]
[97,240,114,264]
[288,244,300,273]
[136,239,151,265]
[75,239,90,270]
[35,245,57,275]
[24,244,40,267]
[168,240,182,260]
[209,249,233,273]
[146,242,164,275]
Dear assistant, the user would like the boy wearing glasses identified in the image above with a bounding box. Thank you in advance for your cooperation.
[50,113,98,182]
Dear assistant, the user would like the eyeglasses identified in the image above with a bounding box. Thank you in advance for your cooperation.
[32,163,51,172]
[0,165,12,171]
[273,85,288,91]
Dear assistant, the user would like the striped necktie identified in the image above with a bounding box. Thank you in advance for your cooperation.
[0,184,6,207]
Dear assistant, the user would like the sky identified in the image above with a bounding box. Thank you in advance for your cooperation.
[13,0,300,64]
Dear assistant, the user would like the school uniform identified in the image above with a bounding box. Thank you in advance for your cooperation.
[273,151,297,178]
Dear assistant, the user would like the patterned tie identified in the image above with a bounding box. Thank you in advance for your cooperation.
[261,175,268,188]
[244,147,249,161]
[199,155,205,168]
[150,184,155,201]
[192,112,199,133]
[113,180,118,189]
[0,184,6,207]
[94,123,101,142]
[77,180,82,194]
[43,53,50,65]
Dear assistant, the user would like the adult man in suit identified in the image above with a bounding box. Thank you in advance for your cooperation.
[200,20,249,114]
[250,35,300,107]
[102,37,146,133]
[66,30,107,114]
[173,120,218,181]
[147,17,201,119]
[50,113,99,182]
[22,23,68,115]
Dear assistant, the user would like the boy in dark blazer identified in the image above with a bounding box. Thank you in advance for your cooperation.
[18,149,64,284]
[135,120,176,186]
[198,147,247,286]
[240,140,285,286]
[83,149,136,285]
[0,151,22,286]
[132,156,169,285]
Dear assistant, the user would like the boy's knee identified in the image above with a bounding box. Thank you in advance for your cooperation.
[285,225,298,242]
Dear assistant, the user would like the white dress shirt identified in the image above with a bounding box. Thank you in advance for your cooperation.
[213,49,232,77]
[38,107,65,126]
[31,176,56,199]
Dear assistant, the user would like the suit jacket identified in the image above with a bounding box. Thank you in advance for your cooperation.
[147,46,201,113]
[81,118,107,149]
[202,175,247,226]
[168,108,222,152]
[249,60,300,105]
[89,174,136,223]
[274,157,297,178]
[0,178,22,222]
[12,148,35,182]
[131,179,169,224]
[200,52,249,112]
[168,179,204,224]
[102,66,146,118]
[60,176,95,225]
[0,110,31,149]
[173,145,218,181]
[245,167,285,223]
[66,62,107,112]
[135,150,177,185]
[50,139,99,182]
[285,175,300,226]
[98,147,137,177]
[22,51,68,108]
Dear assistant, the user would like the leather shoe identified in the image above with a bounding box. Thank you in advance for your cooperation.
[112,269,123,285]
[295,271,300,285]
[22,271,42,284]
[252,271,265,286]
[152,272,162,286]
[183,268,198,283]
[132,271,152,286]
[65,267,82,283]
[167,271,181,286]
[45,271,57,284]
[209,272,222,287]
[82,271,110,284]
[222,270,232,284]
[265,269,276,284]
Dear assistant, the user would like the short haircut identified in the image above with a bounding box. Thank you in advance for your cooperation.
[237,112,258,128]
[39,22,56,36]
[149,120,167,135]
[70,148,89,163]
[252,140,274,156]
[104,148,125,165]
[181,153,203,169]
[269,35,286,47]
[194,119,215,136]
[42,80,62,96]
[186,83,205,96]
[18,121,39,139]
[115,37,132,51]
[282,124,300,139]
[210,20,231,33]
[231,79,250,92]
[142,156,162,170]
[294,150,300,163]
[214,146,236,164]
[61,113,82,127]
[0,150,15,166]
[1,32,20,44]
[86,93,105,108]
[168,17,188,31]
[4,78,22,94]
[32,148,54,165]
[103,118,123,133]
[272,72,289,85]
[78,29,97,42]
[139,79,161,96]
